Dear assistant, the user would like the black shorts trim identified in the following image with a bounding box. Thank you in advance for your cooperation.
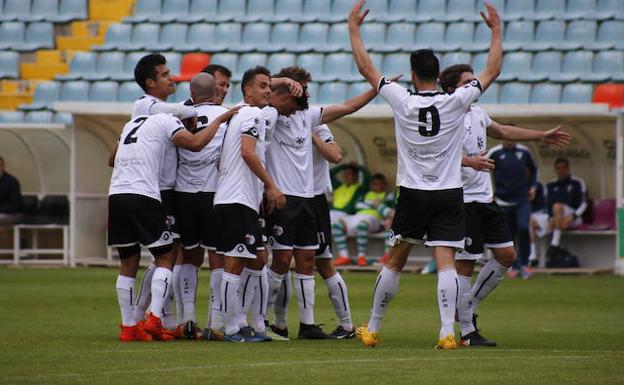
[214,203,260,258]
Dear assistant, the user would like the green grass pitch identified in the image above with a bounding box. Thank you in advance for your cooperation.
[1,267,623,385]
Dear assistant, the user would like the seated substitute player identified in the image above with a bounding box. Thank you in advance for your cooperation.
[533,158,587,259]
[528,181,547,264]
[348,0,502,349]
[111,103,239,342]
[440,63,570,347]
[264,65,383,340]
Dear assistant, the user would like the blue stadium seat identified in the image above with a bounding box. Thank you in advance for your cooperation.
[530,83,562,103]
[60,81,89,101]
[270,23,299,51]
[560,0,597,20]
[0,50,19,78]
[552,51,608,82]
[443,22,474,52]
[480,0,505,14]
[295,0,330,22]
[89,81,119,102]
[232,23,273,53]
[180,23,215,52]
[415,23,447,51]
[562,20,598,50]
[118,81,143,102]
[466,22,489,52]
[352,53,383,78]
[0,22,24,50]
[0,110,24,123]
[209,53,238,76]
[382,23,415,52]
[226,81,243,104]
[163,52,181,76]
[125,0,162,23]
[324,52,358,82]
[360,22,386,52]
[24,110,54,123]
[18,22,55,51]
[528,20,565,51]
[57,51,97,80]
[499,82,531,104]
[593,51,624,82]
[590,21,624,50]
[528,0,565,20]
[118,23,161,51]
[0,0,30,22]
[322,0,354,22]
[499,52,533,82]
[210,22,242,52]
[297,53,329,81]
[523,51,561,82]
[186,0,217,23]
[53,112,73,125]
[318,23,350,53]
[110,51,148,82]
[415,0,446,22]
[50,0,86,22]
[347,82,372,99]
[471,52,488,73]
[380,0,417,22]
[235,53,267,81]
[93,24,132,51]
[266,53,296,73]
[479,82,499,104]
[306,82,319,104]
[589,0,624,19]
[561,83,593,103]
[441,52,472,69]
[155,23,187,52]
[173,81,190,102]
[245,0,274,22]
[441,0,478,22]
[295,23,328,53]
[505,0,534,20]
[504,21,534,51]
[151,0,189,23]
[85,51,125,81]
[20,81,61,110]
[273,0,303,22]
[216,0,245,22]
[25,0,59,22]
[382,53,411,79]
[318,82,348,104]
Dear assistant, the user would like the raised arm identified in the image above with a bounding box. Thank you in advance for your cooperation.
[321,88,377,124]
[348,0,382,88]
[312,133,343,164]
[487,121,571,147]
[172,107,240,151]
[475,2,502,91]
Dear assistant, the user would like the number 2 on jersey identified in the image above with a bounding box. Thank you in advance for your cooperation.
[123,116,148,144]
[418,106,441,137]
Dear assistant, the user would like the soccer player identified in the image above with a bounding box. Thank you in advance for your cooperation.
[348,0,502,348]
[112,103,238,342]
[439,63,570,346]
[265,65,380,340]
[183,64,232,106]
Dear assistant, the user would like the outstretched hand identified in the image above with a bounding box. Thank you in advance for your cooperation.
[542,125,572,147]
[348,0,370,28]
[480,2,501,31]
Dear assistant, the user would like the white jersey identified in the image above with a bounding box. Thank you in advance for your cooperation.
[109,113,184,201]
[266,107,323,198]
[461,105,493,203]
[378,77,483,190]
[214,105,276,212]
[131,94,178,190]
[175,102,229,193]
[312,124,335,196]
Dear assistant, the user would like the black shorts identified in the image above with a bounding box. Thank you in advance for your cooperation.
[108,193,174,253]
[312,194,332,258]
[268,195,319,250]
[456,202,514,260]
[160,189,179,239]
[175,191,217,250]
[214,203,260,258]
[390,186,465,249]
[258,203,268,250]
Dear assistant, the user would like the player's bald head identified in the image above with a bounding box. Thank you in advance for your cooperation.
[190,72,216,103]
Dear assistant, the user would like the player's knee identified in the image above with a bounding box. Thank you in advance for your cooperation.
[315,258,335,278]
[495,247,517,267]
[552,203,564,214]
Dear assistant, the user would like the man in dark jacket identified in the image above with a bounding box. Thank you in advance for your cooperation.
[0,156,23,225]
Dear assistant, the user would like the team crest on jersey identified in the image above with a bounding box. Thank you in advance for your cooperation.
[272,225,284,236]
[244,234,256,246]
[567,185,573,192]
[295,137,305,145]
[477,137,484,149]
[515,151,523,160]
[265,119,271,126]
[254,118,260,124]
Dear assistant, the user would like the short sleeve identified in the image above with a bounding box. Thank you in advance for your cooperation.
[313,124,334,143]
[165,116,185,140]
[377,77,410,109]
[452,79,483,110]
[240,110,262,140]
[305,106,323,128]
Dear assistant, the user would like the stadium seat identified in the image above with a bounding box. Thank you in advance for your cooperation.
[351,52,382,79]
[306,81,319,104]
[530,83,562,103]
[270,23,299,51]
[232,23,273,53]
[471,52,488,73]
[84,51,125,81]
[235,53,267,81]
[415,23,447,51]
[528,20,565,51]
[53,111,73,125]
[505,0,535,20]
[593,51,624,82]
[324,52,358,82]
[443,22,474,52]
[24,110,54,123]
[210,23,242,52]
[173,81,190,102]
[504,21,535,51]
[347,82,371,99]
[180,23,215,52]
[216,0,245,22]
[590,21,624,50]
[266,53,296,73]
[479,82,499,104]
[441,52,472,69]
[382,53,411,79]
[499,82,531,104]
[579,199,616,231]
[441,0,479,22]
[50,0,87,22]
[562,20,598,50]
[56,52,97,81]
[226,81,243,104]
[93,24,133,51]
[118,81,144,102]
[593,83,624,108]
[25,0,59,22]
[561,83,594,103]
[323,0,355,22]
[110,51,148,81]
[527,0,566,20]
[0,22,25,50]
[207,53,237,77]
[245,0,275,22]
[186,0,217,23]
[152,0,190,23]
[172,53,210,82]
[125,0,162,23]
[0,110,24,123]
[466,22,489,52]
[0,50,19,79]
[297,53,329,82]
[16,22,54,52]
[523,51,561,82]
[589,0,624,20]
[499,52,532,82]
[295,23,328,53]
[560,0,598,20]
[89,81,118,102]
[319,23,350,53]
[318,82,348,104]
[380,0,417,22]
[552,51,608,82]
[415,0,446,22]
[273,0,303,22]
[0,0,30,22]
[60,80,89,101]
[19,81,60,110]
[163,52,182,76]
[295,0,331,22]
[118,23,161,51]
[37,195,69,225]
[360,22,386,52]
[382,23,415,52]
[156,23,188,52]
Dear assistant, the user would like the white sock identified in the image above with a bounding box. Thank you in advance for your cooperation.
[161,282,176,329]
[208,268,224,330]
[133,263,155,322]
[457,274,475,336]
[294,273,316,325]
[437,269,458,339]
[149,267,172,317]
[179,263,198,323]
[221,271,241,336]
[172,264,183,325]
[324,272,353,330]
[368,266,399,333]
[273,271,291,329]
[116,275,136,327]
[237,267,261,327]
[267,268,285,327]
[471,259,508,313]
[551,229,561,246]
[251,266,269,332]
[529,242,537,261]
